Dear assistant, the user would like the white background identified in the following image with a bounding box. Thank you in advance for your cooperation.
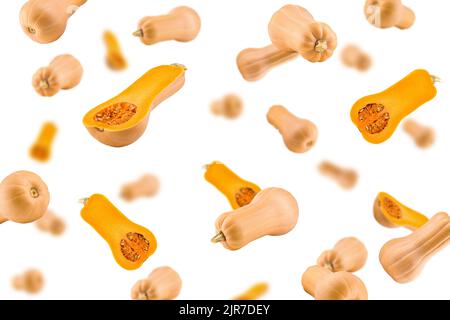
[0,0,449,300]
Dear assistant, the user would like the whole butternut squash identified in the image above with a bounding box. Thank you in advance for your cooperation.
[133,7,201,45]
[80,194,157,270]
[268,5,337,62]
[210,94,244,119]
[12,269,45,294]
[20,0,87,43]
[204,161,261,209]
[131,266,182,300]
[32,54,83,97]
[83,64,186,147]
[0,171,49,224]
[234,282,269,300]
[29,122,57,162]
[120,174,160,202]
[364,0,415,29]
[350,69,438,144]
[403,119,435,149]
[302,266,368,300]
[35,209,66,236]
[341,44,372,72]
[317,237,368,272]
[380,212,449,283]
[318,161,358,190]
[236,45,298,82]
[267,105,318,153]
[373,192,429,230]
[211,188,299,250]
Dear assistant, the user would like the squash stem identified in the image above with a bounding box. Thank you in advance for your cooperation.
[171,63,187,71]
[39,80,49,89]
[431,75,441,84]
[211,231,226,243]
[29,187,39,198]
[78,198,89,205]
[132,29,144,37]
[314,40,328,53]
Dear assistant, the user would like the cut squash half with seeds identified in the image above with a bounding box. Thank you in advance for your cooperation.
[83,64,186,147]
[80,194,157,270]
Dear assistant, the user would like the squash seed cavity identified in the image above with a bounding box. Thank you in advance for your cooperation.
[358,103,390,134]
[235,188,257,207]
[120,232,150,262]
[94,102,137,126]
[382,197,402,219]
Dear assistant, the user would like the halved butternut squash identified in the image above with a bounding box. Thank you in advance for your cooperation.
[373,192,429,231]
[350,69,437,144]
[80,194,157,270]
[83,64,186,147]
[204,161,261,209]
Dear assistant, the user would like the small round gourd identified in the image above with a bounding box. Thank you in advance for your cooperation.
[0,171,50,224]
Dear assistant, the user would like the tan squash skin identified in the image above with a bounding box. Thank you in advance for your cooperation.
[35,210,66,236]
[317,237,368,272]
[403,119,435,149]
[120,174,160,201]
[267,105,318,153]
[0,171,50,224]
[32,54,83,97]
[20,0,87,44]
[86,70,185,147]
[212,187,299,250]
[12,269,45,294]
[131,266,182,300]
[301,266,368,300]
[364,0,415,29]
[379,212,450,283]
[341,45,372,72]
[236,45,298,82]
[318,161,358,189]
[133,6,201,45]
[268,5,337,62]
[210,93,243,119]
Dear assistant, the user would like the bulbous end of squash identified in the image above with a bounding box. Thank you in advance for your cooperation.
[374,192,429,230]
[32,68,61,97]
[19,0,68,44]
[0,171,50,224]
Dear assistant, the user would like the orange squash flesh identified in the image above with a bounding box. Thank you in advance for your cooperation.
[29,122,58,162]
[350,69,437,144]
[83,64,185,147]
[204,161,261,209]
[80,194,157,270]
[374,192,429,230]
[233,282,269,300]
